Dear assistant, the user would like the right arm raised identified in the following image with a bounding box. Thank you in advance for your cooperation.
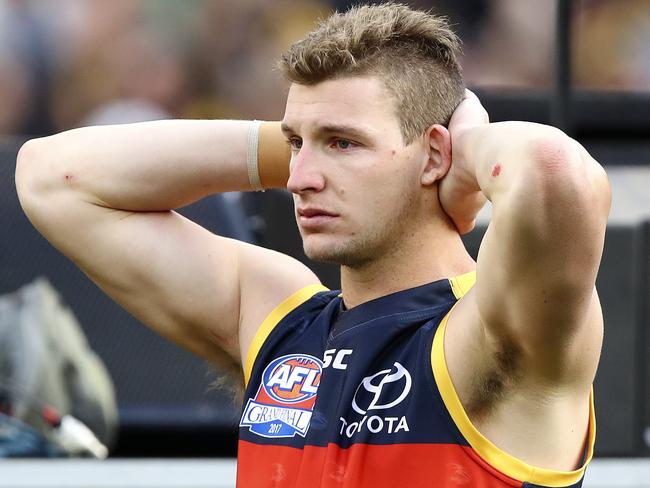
[15,120,320,368]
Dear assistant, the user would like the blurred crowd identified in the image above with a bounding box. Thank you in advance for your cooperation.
[0,0,648,137]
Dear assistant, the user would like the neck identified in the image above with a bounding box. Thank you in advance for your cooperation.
[340,217,475,309]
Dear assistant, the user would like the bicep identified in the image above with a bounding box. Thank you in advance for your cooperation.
[26,190,320,366]
[31,190,243,361]
[474,152,609,384]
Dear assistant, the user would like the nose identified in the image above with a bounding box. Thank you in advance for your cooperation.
[286,145,326,194]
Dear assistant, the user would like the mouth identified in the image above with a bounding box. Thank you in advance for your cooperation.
[297,207,339,230]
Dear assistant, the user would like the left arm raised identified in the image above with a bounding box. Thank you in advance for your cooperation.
[450,118,610,385]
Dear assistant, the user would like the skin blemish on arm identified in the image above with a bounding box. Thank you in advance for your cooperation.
[491,163,502,177]
[63,173,75,183]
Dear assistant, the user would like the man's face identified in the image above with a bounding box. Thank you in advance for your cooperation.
[282,76,427,267]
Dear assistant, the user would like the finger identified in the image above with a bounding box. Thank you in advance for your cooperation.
[464,89,479,101]
[462,89,489,123]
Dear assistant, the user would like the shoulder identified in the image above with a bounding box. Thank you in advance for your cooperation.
[243,285,339,386]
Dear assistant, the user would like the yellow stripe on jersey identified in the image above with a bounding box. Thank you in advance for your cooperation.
[244,284,329,386]
[449,270,476,299]
[432,305,596,486]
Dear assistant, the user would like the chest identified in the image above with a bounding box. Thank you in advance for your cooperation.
[240,312,457,448]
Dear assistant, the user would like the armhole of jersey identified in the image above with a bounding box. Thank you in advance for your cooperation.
[431,302,596,487]
[243,283,329,386]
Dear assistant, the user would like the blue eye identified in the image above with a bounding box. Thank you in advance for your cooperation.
[335,139,352,150]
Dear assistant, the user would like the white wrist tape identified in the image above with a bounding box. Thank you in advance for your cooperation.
[246,120,264,191]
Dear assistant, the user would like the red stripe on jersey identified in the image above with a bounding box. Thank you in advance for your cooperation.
[237,440,524,487]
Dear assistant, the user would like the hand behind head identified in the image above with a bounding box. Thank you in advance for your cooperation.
[438,90,489,234]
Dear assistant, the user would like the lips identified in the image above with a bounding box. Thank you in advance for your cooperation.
[298,207,337,218]
[297,206,339,230]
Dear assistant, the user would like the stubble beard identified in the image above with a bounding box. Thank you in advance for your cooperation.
[301,194,417,270]
[304,231,380,268]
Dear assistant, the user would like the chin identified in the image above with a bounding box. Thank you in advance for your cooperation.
[302,234,371,267]
[302,235,340,263]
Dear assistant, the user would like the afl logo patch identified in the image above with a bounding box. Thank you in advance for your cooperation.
[262,354,321,403]
[240,354,322,438]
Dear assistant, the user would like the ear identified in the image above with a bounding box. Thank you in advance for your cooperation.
[421,124,452,186]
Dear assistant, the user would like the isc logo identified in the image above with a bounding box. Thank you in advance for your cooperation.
[262,354,322,404]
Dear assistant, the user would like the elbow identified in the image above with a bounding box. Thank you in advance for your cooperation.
[527,133,611,220]
[528,131,583,184]
[15,138,44,211]
[15,136,64,217]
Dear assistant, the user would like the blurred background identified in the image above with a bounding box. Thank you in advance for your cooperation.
[1,0,650,136]
[0,0,649,485]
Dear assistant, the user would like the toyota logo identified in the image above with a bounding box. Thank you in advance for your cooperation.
[351,362,412,415]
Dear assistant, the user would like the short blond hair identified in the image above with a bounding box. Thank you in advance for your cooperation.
[279,2,464,143]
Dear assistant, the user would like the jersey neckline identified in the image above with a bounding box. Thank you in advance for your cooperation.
[331,273,472,335]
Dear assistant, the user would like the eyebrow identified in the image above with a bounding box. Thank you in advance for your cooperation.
[281,123,371,141]
[280,123,294,135]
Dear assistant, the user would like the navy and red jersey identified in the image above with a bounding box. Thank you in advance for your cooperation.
[238,272,595,487]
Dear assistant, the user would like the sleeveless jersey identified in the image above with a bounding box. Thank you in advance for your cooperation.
[238,272,595,487]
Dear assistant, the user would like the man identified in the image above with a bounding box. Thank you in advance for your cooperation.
[16,3,609,487]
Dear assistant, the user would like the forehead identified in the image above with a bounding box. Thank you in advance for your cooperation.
[282,76,399,135]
